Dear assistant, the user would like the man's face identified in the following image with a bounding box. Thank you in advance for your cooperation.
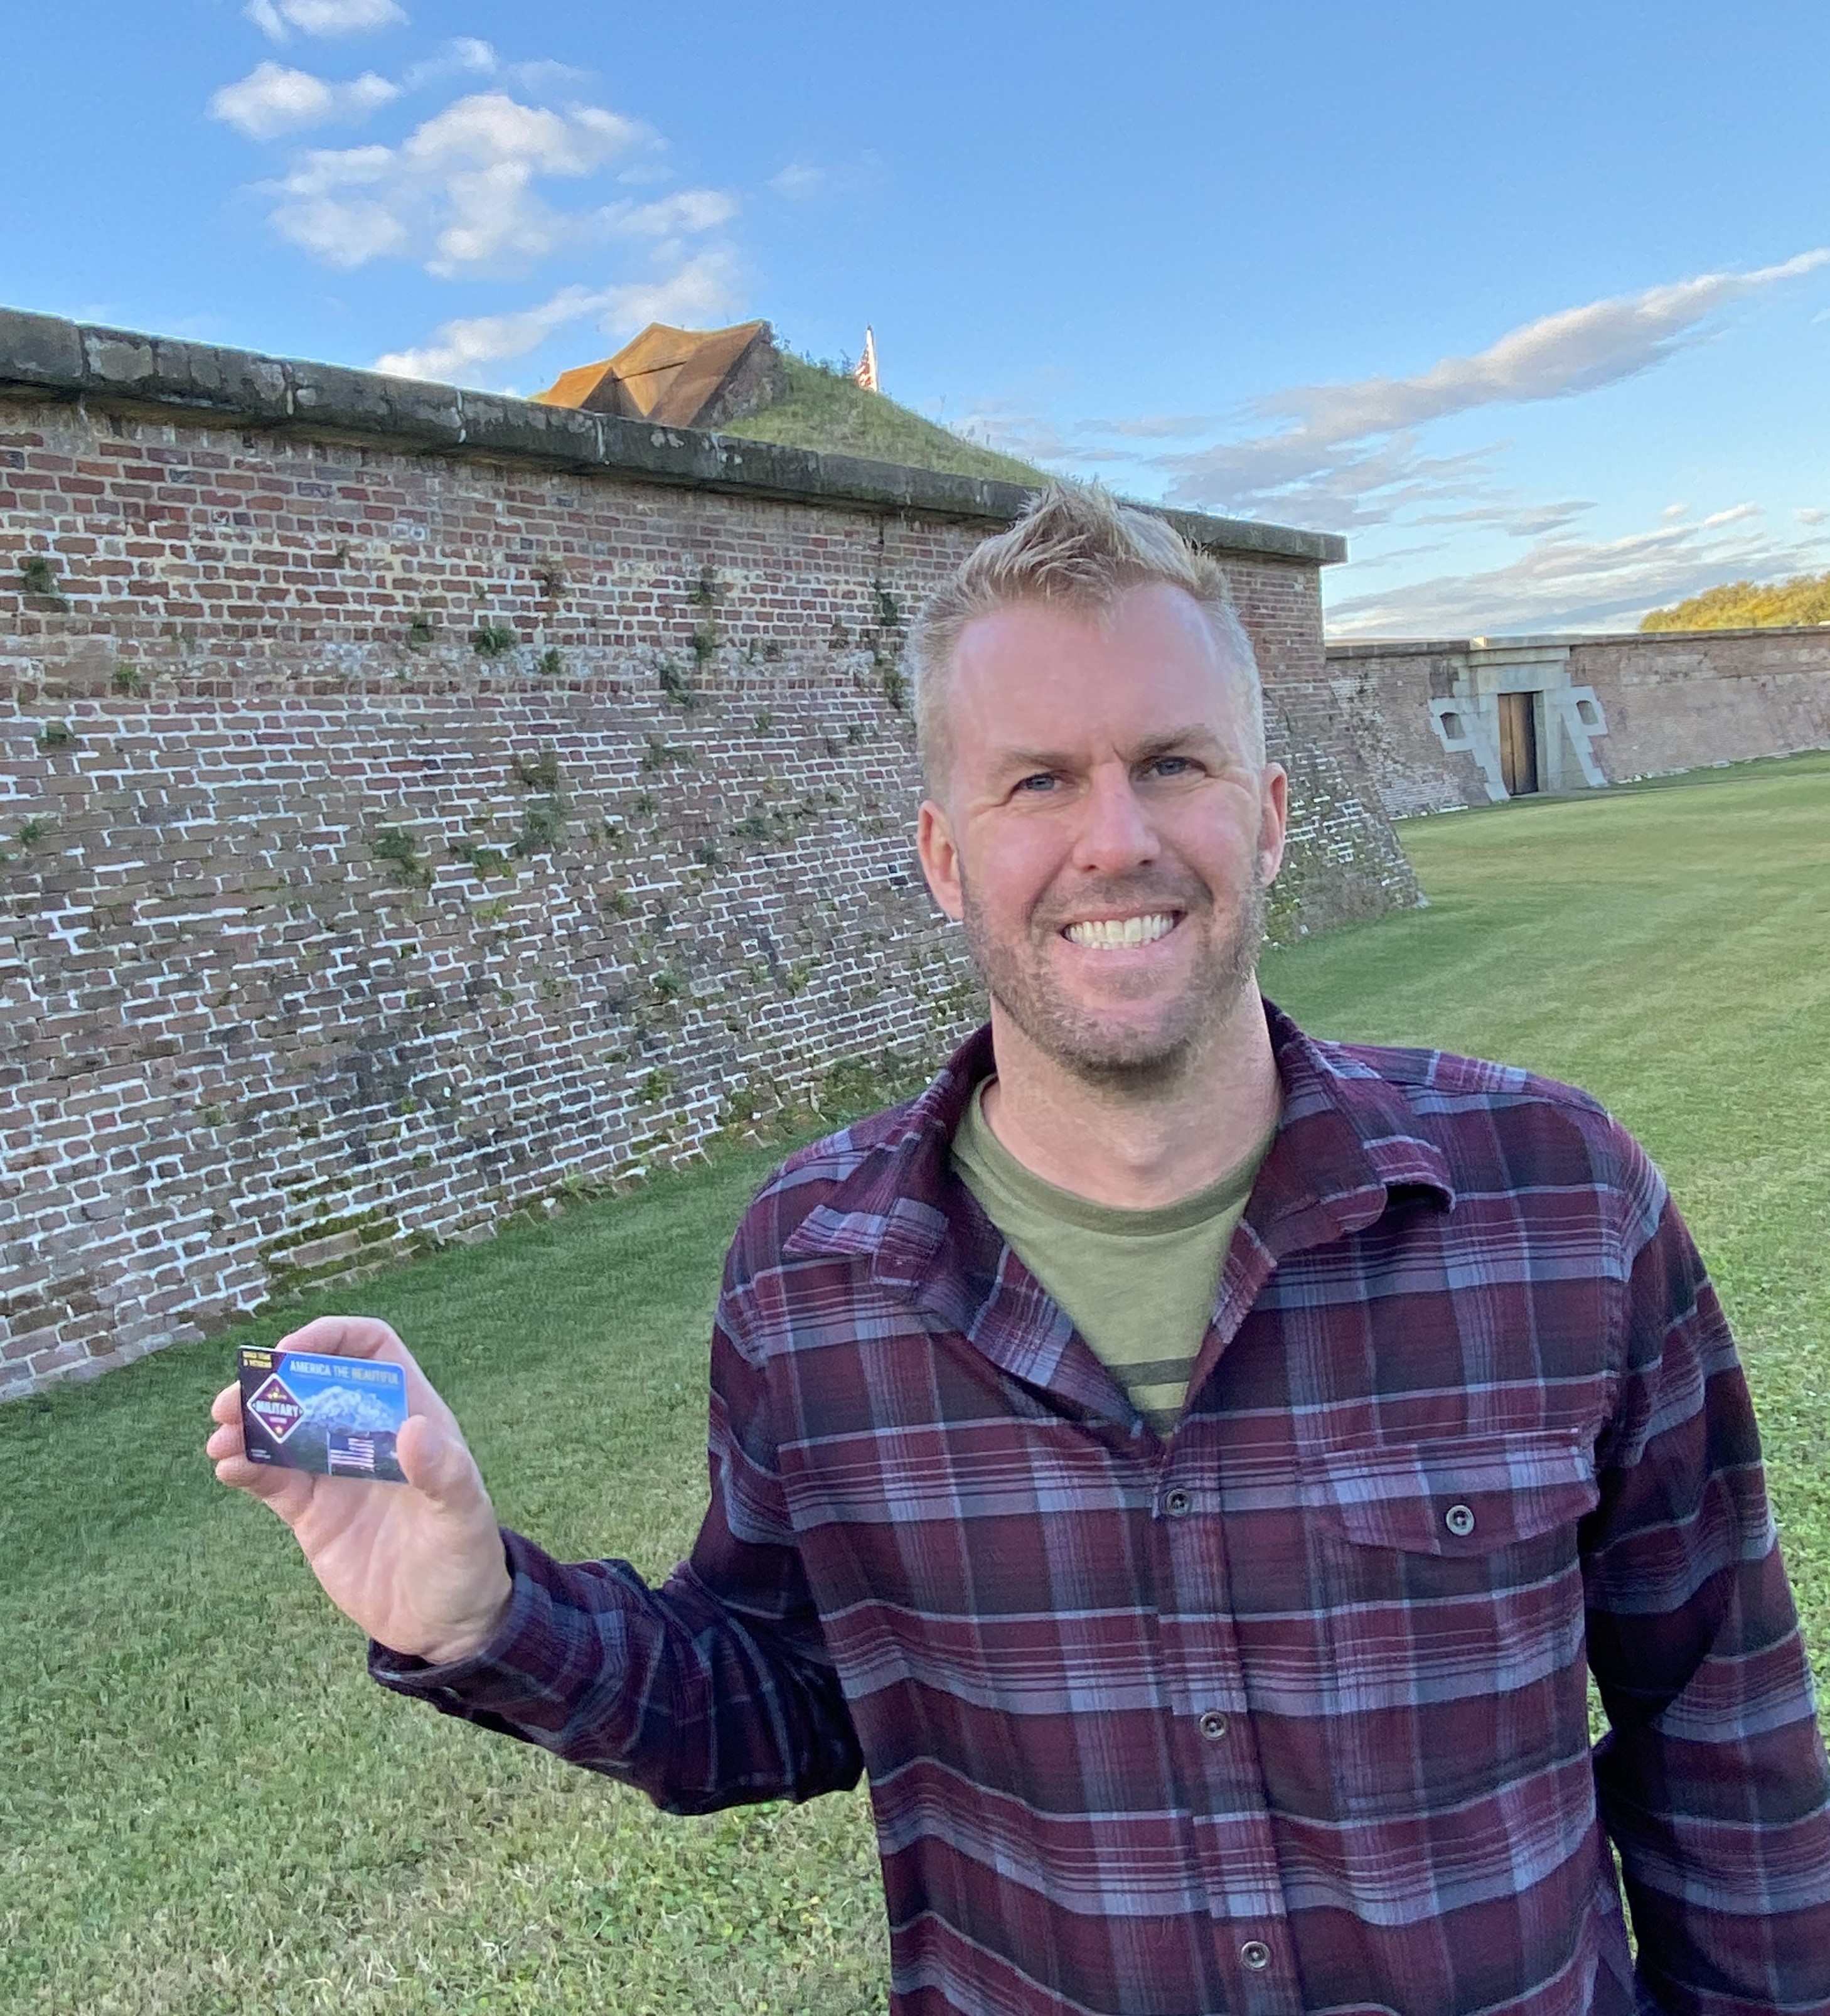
[916,582,1287,1088]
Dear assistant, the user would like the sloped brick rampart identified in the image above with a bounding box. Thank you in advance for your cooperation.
[0,313,1418,1396]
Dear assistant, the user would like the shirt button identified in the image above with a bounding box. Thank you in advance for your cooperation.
[1444,1503,1476,1538]
[1199,1711,1229,1740]
[1239,1939,1271,1970]
[1164,1487,1193,1517]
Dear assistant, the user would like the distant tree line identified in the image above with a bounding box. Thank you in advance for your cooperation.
[1641,569,1830,631]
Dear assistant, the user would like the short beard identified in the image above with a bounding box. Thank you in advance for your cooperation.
[960,864,1269,1095]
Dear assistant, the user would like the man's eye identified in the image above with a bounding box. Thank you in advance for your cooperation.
[1015,773,1057,793]
[1148,756,1192,778]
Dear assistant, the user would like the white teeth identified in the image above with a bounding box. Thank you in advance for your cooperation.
[1064,911,1175,949]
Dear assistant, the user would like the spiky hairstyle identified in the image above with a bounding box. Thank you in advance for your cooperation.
[907,481,1264,793]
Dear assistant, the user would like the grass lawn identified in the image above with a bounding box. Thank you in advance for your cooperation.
[3,749,1827,2014]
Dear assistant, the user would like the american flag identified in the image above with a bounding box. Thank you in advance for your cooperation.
[330,1434,378,1475]
[853,326,880,394]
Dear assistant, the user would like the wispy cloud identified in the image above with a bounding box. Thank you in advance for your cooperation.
[1325,503,1830,636]
[210,60,398,140]
[398,38,592,96]
[400,37,497,88]
[1160,252,1829,524]
[372,248,743,382]
[246,0,407,41]
[970,254,1830,538]
[768,163,826,198]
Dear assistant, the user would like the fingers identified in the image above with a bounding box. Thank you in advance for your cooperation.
[206,1412,246,1461]
[211,1447,314,1520]
[276,1314,407,1363]
[210,1380,242,1426]
[274,1315,453,1430]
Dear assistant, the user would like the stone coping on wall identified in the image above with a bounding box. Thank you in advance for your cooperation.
[0,305,1346,569]
[1326,624,1830,657]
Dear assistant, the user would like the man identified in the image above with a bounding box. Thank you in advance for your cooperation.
[208,485,1830,2015]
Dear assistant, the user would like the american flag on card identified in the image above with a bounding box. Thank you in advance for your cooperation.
[328,1432,379,1476]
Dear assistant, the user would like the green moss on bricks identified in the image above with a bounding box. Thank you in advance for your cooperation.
[258,1208,416,1294]
[657,657,700,711]
[370,826,431,886]
[449,840,511,879]
[512,798,565,855]
[511,748,562,793]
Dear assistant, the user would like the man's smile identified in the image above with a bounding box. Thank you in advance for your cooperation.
[1059,910,1184,950]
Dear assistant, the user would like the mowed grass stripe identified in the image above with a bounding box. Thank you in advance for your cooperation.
[3,749,1826,2013]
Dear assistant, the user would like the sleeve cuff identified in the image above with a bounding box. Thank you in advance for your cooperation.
[367,1528,556,1705]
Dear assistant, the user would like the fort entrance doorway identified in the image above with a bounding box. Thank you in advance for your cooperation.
[1498,690,1540,795]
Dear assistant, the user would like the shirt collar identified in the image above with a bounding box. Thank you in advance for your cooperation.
[784,998,1453,1284]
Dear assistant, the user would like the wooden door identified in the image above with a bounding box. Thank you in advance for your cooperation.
[1498,690,1539,796]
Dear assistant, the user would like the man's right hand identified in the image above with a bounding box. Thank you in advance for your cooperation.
[206,1314,515,1665]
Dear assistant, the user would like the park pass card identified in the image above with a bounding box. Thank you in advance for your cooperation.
[238,1346,409,1484]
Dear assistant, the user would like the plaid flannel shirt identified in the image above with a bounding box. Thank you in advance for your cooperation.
[374,1002,1830,2015]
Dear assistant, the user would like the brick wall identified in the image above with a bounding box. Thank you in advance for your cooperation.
[1331,628,1830,815]
[1327,644,1492,817]
[0,314,1419,1397]
[1569,628,1830,780]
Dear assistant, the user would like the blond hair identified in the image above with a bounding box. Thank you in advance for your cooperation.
[908,481,1265,793]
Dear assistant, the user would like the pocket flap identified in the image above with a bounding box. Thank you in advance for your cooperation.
[1319,1432,1598,1557]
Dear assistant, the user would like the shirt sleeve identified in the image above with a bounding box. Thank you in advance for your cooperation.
[367,1253,865,1816]
[1582,1138,1830,2013]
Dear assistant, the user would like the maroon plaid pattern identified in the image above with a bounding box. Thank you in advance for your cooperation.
[374,1003,1830,2014]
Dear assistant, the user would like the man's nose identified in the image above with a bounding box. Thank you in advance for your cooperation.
[1069,767,1160,875]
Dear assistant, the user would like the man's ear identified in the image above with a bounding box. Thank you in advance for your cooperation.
[1258,763,1289,886]
[916,798,965,922]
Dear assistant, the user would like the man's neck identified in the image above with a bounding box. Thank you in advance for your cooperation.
[978,987,1282,1209]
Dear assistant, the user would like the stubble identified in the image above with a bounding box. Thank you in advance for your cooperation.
[960,863,1270,1093]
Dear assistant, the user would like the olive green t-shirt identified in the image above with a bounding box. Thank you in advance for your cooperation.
[950,1080,1275,1439]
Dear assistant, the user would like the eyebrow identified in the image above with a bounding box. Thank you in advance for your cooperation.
[989,726,1223,775]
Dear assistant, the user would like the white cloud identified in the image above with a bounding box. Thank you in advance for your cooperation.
[210,60,399,140]
[246,0,407,40]
[769,163,825,198]
[397,41,592,96]
[1139,252,1830,526]
[1412,498,1595,539]
[605,190,737,237]
[1797,507,1827,527]
[372,248,744,383]
[265,90,661,274]
[402,38,497,88]
[1256,252,1828,445]
[1325,507,1830,638]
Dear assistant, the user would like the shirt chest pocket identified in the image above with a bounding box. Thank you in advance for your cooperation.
[1300,1432,1603,1814]
[1318,1431,1599,1560]
[1308,1429,1601,1681]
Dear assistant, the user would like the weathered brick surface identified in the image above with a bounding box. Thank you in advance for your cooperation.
[1326,645,1491,817]
[1570,628,1830,780]
[1,365,1418,1398]
[1331,629,1830,815]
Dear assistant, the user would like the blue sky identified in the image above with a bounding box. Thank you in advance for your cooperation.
[6,0,1829,635]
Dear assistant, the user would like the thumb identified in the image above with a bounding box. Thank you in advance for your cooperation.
[397,1413,490,1520]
